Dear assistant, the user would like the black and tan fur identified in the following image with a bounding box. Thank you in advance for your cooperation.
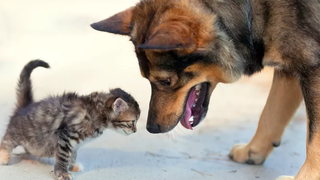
[0,60,140,180]
[91,0,320,179]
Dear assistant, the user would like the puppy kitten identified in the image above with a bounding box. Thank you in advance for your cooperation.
[0,60,140,180]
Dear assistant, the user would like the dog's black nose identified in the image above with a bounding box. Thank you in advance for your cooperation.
[146,123,162,134]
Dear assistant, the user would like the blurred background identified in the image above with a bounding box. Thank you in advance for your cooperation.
[0,0,307,179]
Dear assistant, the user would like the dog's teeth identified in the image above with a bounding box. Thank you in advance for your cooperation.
[189,116,194,126]
[196,92,200,96]
[195,84,201,91]
[195,98,198,102]
[193,104,196,107]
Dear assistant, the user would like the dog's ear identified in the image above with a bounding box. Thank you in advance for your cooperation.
[90,7,134,35]
[138,24,198,54]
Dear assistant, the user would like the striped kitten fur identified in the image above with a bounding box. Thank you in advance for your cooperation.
[0,60,140,180]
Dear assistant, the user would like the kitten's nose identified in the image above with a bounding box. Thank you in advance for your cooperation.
[146,123,161,133]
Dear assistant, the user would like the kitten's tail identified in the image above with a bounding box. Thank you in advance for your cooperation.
[16,60,50,109]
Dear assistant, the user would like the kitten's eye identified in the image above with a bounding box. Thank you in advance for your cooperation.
[158,79,171,87]
[131,120,135,125]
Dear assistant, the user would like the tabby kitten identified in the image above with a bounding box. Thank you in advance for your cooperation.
[0,60,140,180]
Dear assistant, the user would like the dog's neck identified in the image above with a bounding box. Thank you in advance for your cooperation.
[201,0,265,76]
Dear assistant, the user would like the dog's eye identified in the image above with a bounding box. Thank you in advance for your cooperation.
[158,79,171,86]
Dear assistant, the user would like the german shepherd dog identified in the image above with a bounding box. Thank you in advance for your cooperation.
[91,0,320,179]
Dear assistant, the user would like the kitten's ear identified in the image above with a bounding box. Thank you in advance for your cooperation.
[90,7,134,35]
[112,98,129,112]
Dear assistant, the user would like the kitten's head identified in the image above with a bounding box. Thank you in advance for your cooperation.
[90,88,140,135]
[91,88,140,135]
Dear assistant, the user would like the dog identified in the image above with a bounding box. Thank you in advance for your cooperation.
[90,0,320,179]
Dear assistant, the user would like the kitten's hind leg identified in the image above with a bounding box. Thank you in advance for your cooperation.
[69,150,83,172]
[0,149,11,165]
[0,133,17,165]
[54,131,73,180]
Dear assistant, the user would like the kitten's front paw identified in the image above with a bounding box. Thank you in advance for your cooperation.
[69,163,84,172]
[275,176,294,180]
[0,149,10,165]
[56,173,72,180]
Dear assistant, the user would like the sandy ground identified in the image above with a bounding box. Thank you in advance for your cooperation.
[0,0,307,180]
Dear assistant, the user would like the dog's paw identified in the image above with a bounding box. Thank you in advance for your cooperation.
[56,173,72,180]
[69,163,83,172]
[275,176,294,180]
[229,143,271,165]
[0,149,10,165]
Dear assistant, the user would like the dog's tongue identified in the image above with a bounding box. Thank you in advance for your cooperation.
[180,88,196,130]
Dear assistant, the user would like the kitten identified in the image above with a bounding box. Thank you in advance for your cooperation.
[0,60,140,180]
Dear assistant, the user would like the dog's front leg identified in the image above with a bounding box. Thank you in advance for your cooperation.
[229,70,303,165]
[277,68,320,180]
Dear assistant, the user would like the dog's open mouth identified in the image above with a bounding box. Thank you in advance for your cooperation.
[180,82,209,130]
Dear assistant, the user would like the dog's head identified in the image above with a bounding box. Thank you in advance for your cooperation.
[91,0,246,133]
